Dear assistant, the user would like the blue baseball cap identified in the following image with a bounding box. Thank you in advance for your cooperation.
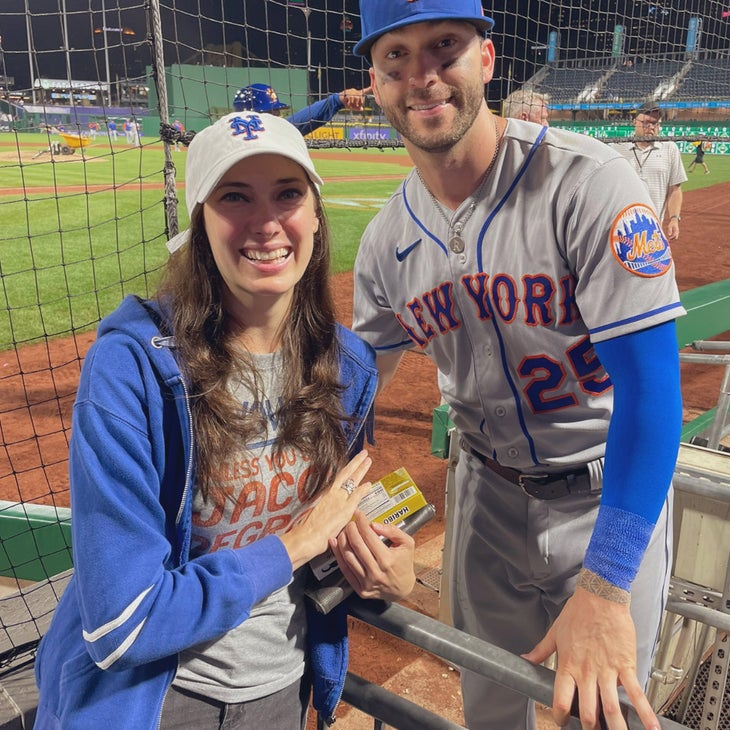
[232,83,289,113]
[354,0,494,58]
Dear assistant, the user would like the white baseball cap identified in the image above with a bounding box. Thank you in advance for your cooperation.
[166,112,323,253]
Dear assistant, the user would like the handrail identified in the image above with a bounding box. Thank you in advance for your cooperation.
[339,673,467,730]
[347,598,690,730]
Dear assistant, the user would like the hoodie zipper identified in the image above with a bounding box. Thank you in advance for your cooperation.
[150,331,188,730]
[175,376,195,529]
[345,377,378,454]
[323,362,377,725]
[150,333,194,530]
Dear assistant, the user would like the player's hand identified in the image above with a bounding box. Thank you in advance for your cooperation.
[330,510,416,601]
[522,587,661,730]
[340,87,371,111]
[665,218,679,241]
[280,450,372,571]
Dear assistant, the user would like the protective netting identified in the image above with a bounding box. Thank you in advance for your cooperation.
[0,0,729,670]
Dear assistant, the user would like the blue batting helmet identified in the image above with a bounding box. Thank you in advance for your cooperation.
[232,83,290,113]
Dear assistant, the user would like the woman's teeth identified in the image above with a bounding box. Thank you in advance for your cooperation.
[244,248,289,262]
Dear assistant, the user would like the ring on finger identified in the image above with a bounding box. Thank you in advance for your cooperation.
[341,478,356,496]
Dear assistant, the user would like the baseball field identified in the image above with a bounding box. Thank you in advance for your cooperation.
[1,129,729,506]
[1,130,729,727]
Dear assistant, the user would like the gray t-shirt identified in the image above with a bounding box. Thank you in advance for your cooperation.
[174,350,312,702]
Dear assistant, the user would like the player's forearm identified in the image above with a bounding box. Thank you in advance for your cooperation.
[585,322,682,590]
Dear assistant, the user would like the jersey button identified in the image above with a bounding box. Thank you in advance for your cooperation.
[507,448,519,459]
[495,406,506,417]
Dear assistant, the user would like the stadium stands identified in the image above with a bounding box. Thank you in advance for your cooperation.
[674,58,730,100]
[525,53,730,113]
[531,66,607,103]
[599,59,686,101]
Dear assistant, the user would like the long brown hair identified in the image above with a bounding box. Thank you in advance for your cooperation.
[156,188,349,504]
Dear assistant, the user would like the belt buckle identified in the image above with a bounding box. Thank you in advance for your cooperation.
[518,473,570,500]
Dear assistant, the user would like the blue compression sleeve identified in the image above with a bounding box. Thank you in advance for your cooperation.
[583,320,682,590]
[286,94,343,136]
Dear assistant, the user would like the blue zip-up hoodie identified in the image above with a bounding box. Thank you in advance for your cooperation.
[34,295,378,729]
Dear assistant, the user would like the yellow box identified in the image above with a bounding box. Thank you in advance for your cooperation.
[309,467,427,581]
[357,466,427,526]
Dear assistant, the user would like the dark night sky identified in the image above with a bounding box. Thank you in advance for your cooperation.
[1,0,728,104]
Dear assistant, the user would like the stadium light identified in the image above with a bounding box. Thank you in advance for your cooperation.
[60,0,73,94]
[23,0,36,103]
[95,1,113,106]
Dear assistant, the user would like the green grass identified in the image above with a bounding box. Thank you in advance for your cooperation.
[680,152,730,193]
[0,132,727,348]
[0,135,406,347]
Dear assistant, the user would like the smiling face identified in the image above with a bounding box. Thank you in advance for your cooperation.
[202,153,320,325]
[369,20,494,154]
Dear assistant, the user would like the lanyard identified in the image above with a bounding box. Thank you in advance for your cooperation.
[632,145,655,174]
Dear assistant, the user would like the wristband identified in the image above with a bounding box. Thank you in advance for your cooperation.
[583,505,654,590]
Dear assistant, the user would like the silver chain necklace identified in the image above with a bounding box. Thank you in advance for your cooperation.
[416,114,503,254]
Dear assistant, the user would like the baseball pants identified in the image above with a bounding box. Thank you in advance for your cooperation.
[450,450,673,730]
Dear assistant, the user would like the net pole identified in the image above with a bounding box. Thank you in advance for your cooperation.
[147,0,179,239]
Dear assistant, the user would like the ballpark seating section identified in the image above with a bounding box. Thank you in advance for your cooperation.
[600,60,686,100]
[674,58,730,100]
[524,54,730,108]
[530,65,608,103]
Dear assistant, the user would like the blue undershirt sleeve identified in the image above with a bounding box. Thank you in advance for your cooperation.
[583,320,682,590]
[285,94,343,136]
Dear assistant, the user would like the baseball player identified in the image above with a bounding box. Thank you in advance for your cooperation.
[232,82,371,137]
[351,2,684,730]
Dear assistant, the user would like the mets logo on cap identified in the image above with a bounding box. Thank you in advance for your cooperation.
[609,204,673,277]
[229,114,266,141]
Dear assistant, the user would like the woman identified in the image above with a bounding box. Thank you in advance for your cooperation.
[34,112,415,729]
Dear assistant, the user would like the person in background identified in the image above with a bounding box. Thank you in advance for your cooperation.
[615,102,687,241]
[351,2,684,729]
[34,111,416,730]
[172,118,185,151]
[687,138,710,175]
[502,88,550,125]
[233,82,372,136]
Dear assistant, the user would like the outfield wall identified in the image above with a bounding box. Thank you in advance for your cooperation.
[551,121,730,154]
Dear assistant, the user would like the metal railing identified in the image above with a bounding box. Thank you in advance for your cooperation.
[335,597,690,730]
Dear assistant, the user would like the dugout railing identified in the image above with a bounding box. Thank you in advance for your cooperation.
[0,571,693,730]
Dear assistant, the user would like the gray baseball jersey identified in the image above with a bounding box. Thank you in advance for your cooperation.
[353,119,685,470]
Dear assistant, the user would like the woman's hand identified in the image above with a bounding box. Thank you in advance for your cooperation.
[330,511,416,601]
[279,450,372,570]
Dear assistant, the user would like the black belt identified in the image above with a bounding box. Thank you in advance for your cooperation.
[460,440,598,500]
